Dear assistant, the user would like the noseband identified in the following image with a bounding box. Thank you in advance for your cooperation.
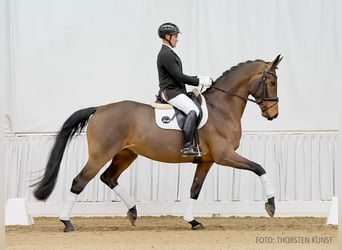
[252,65,279,104]
[211,64,279,106]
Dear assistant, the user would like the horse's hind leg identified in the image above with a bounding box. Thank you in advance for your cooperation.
[100,149,138,225]
[59,156,111,232]
[184,162,213,230]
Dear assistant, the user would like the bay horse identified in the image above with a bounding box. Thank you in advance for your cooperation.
[33,55,282,232]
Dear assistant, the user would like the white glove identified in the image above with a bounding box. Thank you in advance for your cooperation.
[198,76,212,87]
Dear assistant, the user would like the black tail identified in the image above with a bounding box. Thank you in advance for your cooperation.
[33,107,97,201]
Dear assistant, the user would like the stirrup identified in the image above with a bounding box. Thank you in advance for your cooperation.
[181,146,201,157]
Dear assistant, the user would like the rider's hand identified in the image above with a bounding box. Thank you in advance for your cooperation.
[198,76,213,87]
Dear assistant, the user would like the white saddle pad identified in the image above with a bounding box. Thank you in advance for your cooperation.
[153,95,208,130]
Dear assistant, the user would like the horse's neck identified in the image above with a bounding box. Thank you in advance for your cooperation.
[204,62,265,141]
[204,94,242,140]
[206,64,260,123]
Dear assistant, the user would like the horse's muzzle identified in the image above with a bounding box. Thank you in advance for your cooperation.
[267,113,278,121]
[261,102,278,120]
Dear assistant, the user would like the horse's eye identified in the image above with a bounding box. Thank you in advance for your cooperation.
[269,79,276,86]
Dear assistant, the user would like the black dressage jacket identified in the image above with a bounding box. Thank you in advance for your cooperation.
[157,45,199,100]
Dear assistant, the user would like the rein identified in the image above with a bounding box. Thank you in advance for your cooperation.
[211,86,260,104]
[211,65,278,105]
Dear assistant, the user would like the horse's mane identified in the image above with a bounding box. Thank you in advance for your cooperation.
[213,59,265,85]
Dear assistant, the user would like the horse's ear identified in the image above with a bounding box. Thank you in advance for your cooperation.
[270,54,283,70]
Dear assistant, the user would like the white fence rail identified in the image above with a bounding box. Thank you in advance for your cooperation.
[4,131,337,206]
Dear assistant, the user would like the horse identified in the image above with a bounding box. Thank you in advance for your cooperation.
[33,55,283,232]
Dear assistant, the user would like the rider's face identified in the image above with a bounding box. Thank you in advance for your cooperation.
[167,34,178,48]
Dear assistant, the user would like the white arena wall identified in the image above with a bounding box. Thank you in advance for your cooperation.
[4,131,337,217]
[3,0,342,217]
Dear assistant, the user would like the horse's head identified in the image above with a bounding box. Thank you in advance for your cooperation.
[248,55,283,120]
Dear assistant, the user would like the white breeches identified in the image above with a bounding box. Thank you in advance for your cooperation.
[163,93,199,116]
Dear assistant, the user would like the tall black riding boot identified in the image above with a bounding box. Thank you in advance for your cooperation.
[181,110,201,157]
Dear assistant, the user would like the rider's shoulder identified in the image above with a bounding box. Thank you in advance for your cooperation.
[158,46,173,59]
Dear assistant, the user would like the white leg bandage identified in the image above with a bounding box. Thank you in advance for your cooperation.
[113,184,136,209]
[59,191,77,221]
[260,174,275,199]
[183,198,196,222]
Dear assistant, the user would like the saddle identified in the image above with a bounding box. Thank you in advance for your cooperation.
[151,89,208,131]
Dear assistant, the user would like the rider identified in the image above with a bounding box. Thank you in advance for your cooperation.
[157,22,212,157]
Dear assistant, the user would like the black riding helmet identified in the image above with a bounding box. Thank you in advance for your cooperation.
[158,23,181,39]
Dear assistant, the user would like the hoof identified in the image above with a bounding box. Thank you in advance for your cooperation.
[189,220,205,230]
[127,206,137,226]
[265,197,275,217]
[60,219,75,232]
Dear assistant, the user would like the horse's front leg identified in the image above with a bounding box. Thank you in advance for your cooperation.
[184,162,213,230]
[214,150,276,217]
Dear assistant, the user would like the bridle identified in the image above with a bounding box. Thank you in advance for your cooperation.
[211,64,279,106]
